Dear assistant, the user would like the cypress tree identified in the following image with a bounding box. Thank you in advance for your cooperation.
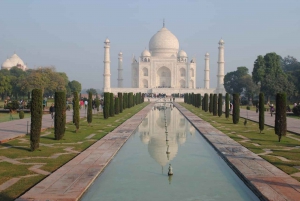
[103,92,110,119]
[258,92,265,133]
[275,93,287,142]
[115,97,119,115]
[218,93,222,117]
[87,92,92,125]
[118,92,123,113]
[213,94,217,116]
[54,91,66,140]
[128,92,133,108]
[73,91,79,132]
[30,89,43,151]
[95,95,100,112]
[225,93,229,119]
[232,93,240,124]
[209,94,213,113]
[142,93,145,103]
[204,93,208,112]
[109,93,114,117]
[199,94,202,108]
[123,93,127,110]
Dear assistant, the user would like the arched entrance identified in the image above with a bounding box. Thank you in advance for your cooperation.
[157,66,171,88]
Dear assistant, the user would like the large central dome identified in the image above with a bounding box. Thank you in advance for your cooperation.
[149,27,179,57]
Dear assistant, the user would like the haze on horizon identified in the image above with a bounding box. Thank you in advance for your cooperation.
[1,0,300,90]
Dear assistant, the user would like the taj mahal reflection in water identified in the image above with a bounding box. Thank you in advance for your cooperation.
[139,102,195,172]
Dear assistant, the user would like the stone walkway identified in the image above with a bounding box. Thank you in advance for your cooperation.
[176,103,300,201]
[16,103,155,201]
[0,108,89,144]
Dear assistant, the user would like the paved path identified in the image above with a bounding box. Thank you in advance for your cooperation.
[176,103,300,201]
[240,109,300,135]
[16,103,155,201]
[0,108,91,144]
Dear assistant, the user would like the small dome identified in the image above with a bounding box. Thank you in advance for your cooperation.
[219,39,224,45]
[141,49,151,57]
[178,50,187,57]
[9,54,24,66]
[119,51,122,55]
[205,52,209,56]
[105,38,110,43]
[1,58,13,69]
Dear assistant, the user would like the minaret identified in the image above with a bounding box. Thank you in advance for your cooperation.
[217,39,225,92]
[118,51,123,88]
[204,53,210,89]
[103,38,111,91]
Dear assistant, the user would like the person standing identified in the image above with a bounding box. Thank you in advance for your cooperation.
[49,104,55,119]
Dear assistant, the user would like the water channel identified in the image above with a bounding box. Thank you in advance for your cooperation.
[81,103,259,201]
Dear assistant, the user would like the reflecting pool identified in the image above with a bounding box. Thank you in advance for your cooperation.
[81,103,259,201]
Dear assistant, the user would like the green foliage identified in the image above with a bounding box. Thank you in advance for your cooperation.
[54,91,66,140]
[123,93,127,109]
[68,80,81,94]
[213,94,217,116]
[246,106,250,110]
[292,105,300,116]
[118,92,123,113]
[103,92,110,119]
[87,92,92,124]
[225,93,229,118]
[275,93,287,142]
[128,92,133,108]
[218,94,222,117]
[19,110,24,119]
[259,93,264,133]
[86,88,97,95]
[115,97,119,115]
[209,94,213,113]
[204,93,208,112]
[30,89,43,151]
[109,93,114,117]
[6,100,19,110]
[73,91,79,131]
[232,93,240,124]
[95,95,100,112]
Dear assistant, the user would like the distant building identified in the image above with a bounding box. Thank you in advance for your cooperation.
[1,53,27,71]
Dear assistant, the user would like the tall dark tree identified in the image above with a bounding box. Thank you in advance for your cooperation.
[73,91,79,132]
[225,93,229,119]
[209,94,213,113]
[87,92,92,125]
[218,93,222,117]
[54,91,66,140]
[103,92,110,119]
[213,94,217,116]
[109,93,114,117]
[115,97,119,115]
[128,92,133,108]
[204,93,208,112]
[275,93,287,142]
[123,93,128,109]
[30,89,43,151]
[118,92,123,113]
[259,93,264,133]
[232,93,240,124]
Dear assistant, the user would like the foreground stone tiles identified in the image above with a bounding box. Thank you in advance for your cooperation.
[16,103,155,201]
[175,103,300,201]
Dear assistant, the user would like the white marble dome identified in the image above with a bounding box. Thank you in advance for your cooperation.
[1,58,13,69]
[141,49,151,57]
[149,27,179,57]
[10,54,24,66]
[178,50,187,57]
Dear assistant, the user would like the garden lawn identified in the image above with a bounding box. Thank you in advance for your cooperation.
[0,102,148,201]
[180,103,300,182]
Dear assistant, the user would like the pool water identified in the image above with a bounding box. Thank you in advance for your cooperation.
[81,103,259,201]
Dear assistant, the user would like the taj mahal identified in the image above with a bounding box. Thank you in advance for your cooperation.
[103,23,225,95]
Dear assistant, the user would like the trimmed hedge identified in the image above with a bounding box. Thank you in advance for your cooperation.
[115,97,119,115]
[232,93,240,124]
[54,91,66,140]
[19,110,24,119]
[73,91,80,132]
[103,92,110,119]
[209,94,213,113]
[30,89,43,151]
[87,92,92,124]
[118,92,123,113]
[123,93,128,110]
[275,93,287,142]
[204,93,208,112]
[259,93,264,133]
[109,93,114,117]
[218,93,222,117]
[213,94,217,116]
[225,93,229,119]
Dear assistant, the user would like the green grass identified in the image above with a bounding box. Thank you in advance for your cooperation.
[180,103,300,180]
[0,112,31,123]
[0,102,148,201]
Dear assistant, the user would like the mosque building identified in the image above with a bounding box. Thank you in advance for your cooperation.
[1,53,27,71]
[104,23,225,95]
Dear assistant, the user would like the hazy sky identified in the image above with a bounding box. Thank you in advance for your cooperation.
[1,0,300,90]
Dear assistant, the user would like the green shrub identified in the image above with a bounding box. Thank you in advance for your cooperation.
[54,91,66,140]
[218,93,222,117]
[292,105,300,116]
[209,94,213,113]
[19,110,24,119]
[73,91,79,132]
[232,93,240,124]
[225,93,229,119]
[109,93,114,117]
[7,100,19,111]
[115,97,119,115]
[204,93,208,112]
[246,106,250,110]
[259,93,264,133]
[87,92,92,125]
[275,93,287,142]
[118,92,123,113]
[213,94,217,116]
[103,92,110,119]
[30,89,43,151]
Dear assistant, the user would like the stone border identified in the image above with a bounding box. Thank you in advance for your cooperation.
[16,103,154,201]
[175,103,300,201]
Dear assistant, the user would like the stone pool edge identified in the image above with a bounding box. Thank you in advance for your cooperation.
[175,103,300,201]
[16,103,155,201]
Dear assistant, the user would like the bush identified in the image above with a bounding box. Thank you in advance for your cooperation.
[246,106,250,110]
[225,93,229,119]
[30,89,43,151]
[7,100,19,111]
[73,91,79,132]
[218,93,222,117]
[118,92,123,113]
[19,110,24,119]
[259,93,264,133]
[292,105,300,116]
[232,93,240,124]
[209,94,213,113]
[213,94,217,116]
[275,93,287,142]
[204,93,208,112]
[103,92,110,119]
[87,92,92,125]
[54,91,66,140]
